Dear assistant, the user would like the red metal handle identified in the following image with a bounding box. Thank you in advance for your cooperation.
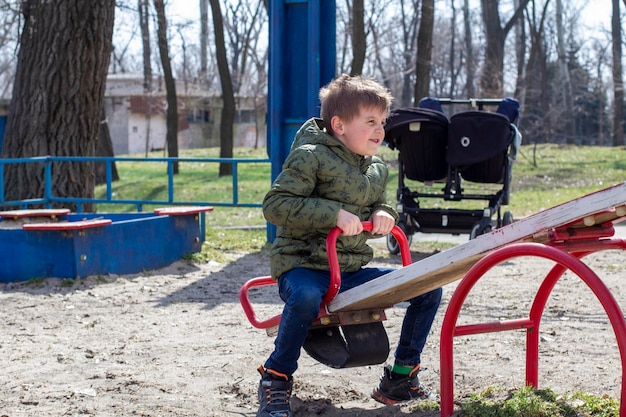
[239,276,282,329]
[239,221,412,329]
[323,221,412,305]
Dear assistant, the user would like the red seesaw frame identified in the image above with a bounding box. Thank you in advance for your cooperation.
[440,223,626,417]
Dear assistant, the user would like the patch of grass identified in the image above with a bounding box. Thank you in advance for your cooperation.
[201,227,269,263]
[94,144,625,229]
[569,391,620,417]
[25,277,45,287]
[459,386,618,417]
[59,278,75,287]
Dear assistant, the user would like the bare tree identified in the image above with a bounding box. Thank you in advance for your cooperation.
[446,0,458,98]
[209,0,235,176]
[139,0,153,92]
[111,1,140,74]
[414,0,434,104]
[523,0,551,144]
[153,0,179,173]
[2,0,115,211]
[611,0,624,146]
[95,106,120,185]
[556,0,574,144]
[350,0,366,76]
[463,0,476,97]
[479,0,531,97]
[138,0,154,157]
[199,0,210,87]
[0,1,20,98]
[398,0,420,106]
[223,0,266,96]
[513,0,526,101]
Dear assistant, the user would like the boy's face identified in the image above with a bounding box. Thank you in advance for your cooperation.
[331,106,387,156]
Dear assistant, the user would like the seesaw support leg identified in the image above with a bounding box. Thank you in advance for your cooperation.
[440,240,626,417]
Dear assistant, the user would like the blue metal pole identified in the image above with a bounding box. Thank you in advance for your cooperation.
[266,0,336,243]
[167,160,174,203]
[232,161,239,205]
[0,160,4,203]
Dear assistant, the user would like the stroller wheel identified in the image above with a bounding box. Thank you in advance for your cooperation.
[502,211,514,226]
[470,223,492,240]
[387,222,413,254]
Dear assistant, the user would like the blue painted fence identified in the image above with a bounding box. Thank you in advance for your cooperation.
[0,155,270,212]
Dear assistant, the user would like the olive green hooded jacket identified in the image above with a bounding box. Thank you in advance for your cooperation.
[263,118,398,280]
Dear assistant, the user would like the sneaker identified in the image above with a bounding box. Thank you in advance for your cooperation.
[371,364,436,404]
[257,366,293,417]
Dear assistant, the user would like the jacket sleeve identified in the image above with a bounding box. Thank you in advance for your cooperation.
[369,160,399,223]
[263,147,342,230]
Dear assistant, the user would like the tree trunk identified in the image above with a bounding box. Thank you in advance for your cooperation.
[139,0,152,92]
[95,106,119,186]
[612,0,624,146]
[349,0,366,76]
[209,0,235,177]
[513,0,526,102]
[479,0,530,97]
[139,0,153,157]
[463,0,475,98]
[413,0,434,104]
[447,0,457,98]
[200,0,209,88]
[556,0,574,144]
[523,3,550,144]
[1,0,115,212]
[399,0,419,107]
[154,0,179,174]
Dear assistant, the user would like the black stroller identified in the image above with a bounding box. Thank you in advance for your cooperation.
[384,97,522,254]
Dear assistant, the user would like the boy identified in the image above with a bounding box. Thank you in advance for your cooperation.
[257,74,442,417]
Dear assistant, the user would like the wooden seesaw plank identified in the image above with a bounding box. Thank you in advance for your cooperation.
[328,182,626,313]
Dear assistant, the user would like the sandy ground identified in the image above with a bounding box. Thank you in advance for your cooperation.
[1,228,625,417]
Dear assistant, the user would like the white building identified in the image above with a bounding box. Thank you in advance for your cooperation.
[104,73,266,156]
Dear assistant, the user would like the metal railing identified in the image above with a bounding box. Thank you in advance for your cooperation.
[0,155,271,212]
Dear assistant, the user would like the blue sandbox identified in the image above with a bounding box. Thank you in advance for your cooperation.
[0,207,212,282]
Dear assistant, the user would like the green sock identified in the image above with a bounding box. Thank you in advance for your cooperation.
[391,364,413,375]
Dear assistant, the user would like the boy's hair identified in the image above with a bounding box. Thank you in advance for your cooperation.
[319,74,393,135]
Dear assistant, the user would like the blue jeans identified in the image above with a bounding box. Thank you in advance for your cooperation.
[264,267,442,376]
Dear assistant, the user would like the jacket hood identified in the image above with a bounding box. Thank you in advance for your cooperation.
[291,118,343,150]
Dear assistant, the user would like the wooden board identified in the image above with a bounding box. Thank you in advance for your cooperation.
[0,209,70,219]
[154,206,214,216]
[328,182,626,313]
[22,219,112,231]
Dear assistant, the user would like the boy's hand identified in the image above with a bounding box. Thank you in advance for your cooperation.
[370,209,396,235]
[336,208,363,236]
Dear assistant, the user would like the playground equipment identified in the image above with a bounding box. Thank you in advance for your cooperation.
[240,221,412,369]
[0,206,212,282]
[241,182,626,417]
[384,98,521,254]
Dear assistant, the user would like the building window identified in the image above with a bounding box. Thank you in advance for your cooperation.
[187,108,210,123]
[235,109,255,124]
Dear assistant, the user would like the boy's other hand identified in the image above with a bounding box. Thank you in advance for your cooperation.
[336,209,363,236]
[370,209,395,235]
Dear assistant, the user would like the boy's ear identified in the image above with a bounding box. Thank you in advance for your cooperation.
[330,116,344,135]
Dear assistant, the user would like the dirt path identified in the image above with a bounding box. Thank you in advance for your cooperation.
[0,236,624,416]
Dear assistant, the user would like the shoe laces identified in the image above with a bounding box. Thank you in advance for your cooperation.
[259,366,292,407]
[262,384,291,407]
[406,365,433,398]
